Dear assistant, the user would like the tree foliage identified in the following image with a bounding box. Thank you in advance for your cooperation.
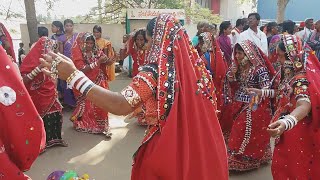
[82,0,220,24]
[185,3,221,24]
[0,0,24,20]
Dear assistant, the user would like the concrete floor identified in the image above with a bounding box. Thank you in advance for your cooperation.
[26,74,273,180]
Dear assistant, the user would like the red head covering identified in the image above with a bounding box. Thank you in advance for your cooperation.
[0,46,45,171]
[234,40,276,77]
[199,32,227,117]
[141,14,228,180]
[20,37,60,117]
[224,40,276,103]
[281,34,320,129]
[71,32,105,79]
[0,23,16,61]
[306,50,320,129]
[71,32,99,63]
[127,29,148,76]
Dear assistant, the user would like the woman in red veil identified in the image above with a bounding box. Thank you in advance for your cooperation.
[41,14,228,180]
[70,32,113,136]
[0,23,16,61]
[221,40,275,171]
[250,34,320,179]
[198,32,227,119]
[0,46,45,179]
[20,37,67,150]
[120,29,149,125]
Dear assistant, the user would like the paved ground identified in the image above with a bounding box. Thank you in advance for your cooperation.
[26,73,273,180]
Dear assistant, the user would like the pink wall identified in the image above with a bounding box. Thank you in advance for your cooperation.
[211,0,220,14]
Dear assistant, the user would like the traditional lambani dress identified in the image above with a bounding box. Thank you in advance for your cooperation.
[127,30,149,125]
[127,31,148,77]
[271,35,320,179]
[96,37,116,81]
[222,40,275,171]
[121,14,228,180]
[70,32,110,135]
[20,37,66,149]
[0,46,46,179]
[199,32,227,119]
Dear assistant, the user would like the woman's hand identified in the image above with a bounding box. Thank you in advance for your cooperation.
[246,88,262,97]
[106,56,116,66]
[231,62,238,74]
[98,55,115,66]
[267,121,286,138]
[98,55,108,64]
[40,52,77,80]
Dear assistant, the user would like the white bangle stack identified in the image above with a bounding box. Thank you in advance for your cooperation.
[261,89,275,98]
[27,67,42,80]
[66,70,96,96]
[278,114,299,131]
[89,62,98,69]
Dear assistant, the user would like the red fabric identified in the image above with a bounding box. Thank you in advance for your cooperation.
[220,40,275,135]
[200,38,227,119]
[20,37,61,117]
[211,40,227,118]
[71,33,105,81]
[0,46,45,175]
[220,40,274,170]
[271,72,320,179]
[131,14,228,180]
[271,36,320,179]
[70,32,109,133]
[0,23,16,61]
[227,100,272,170]
[0,139,31,180]
[306,51,320,129]
[233,40,276,77]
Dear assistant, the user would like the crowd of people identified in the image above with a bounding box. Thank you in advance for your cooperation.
[0,11,320,180]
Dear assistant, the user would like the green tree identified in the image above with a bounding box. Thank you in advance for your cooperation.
[185,3,220,24]
[87,0,220,24]
[0,0,24,19]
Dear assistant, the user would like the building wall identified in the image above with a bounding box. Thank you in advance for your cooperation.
[219,0,252,24]
[190,0,252,24]
[258,0,320,21]
[20,22,198,52]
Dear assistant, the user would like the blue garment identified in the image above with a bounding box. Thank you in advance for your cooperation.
[203,52,212,74]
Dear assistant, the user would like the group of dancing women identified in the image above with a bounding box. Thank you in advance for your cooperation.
[0,13,320,180]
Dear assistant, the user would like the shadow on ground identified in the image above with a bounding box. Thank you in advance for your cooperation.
[26,73,272,180]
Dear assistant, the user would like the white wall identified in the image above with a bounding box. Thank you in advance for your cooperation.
[219,0,253,24]
[20,22,198,53]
